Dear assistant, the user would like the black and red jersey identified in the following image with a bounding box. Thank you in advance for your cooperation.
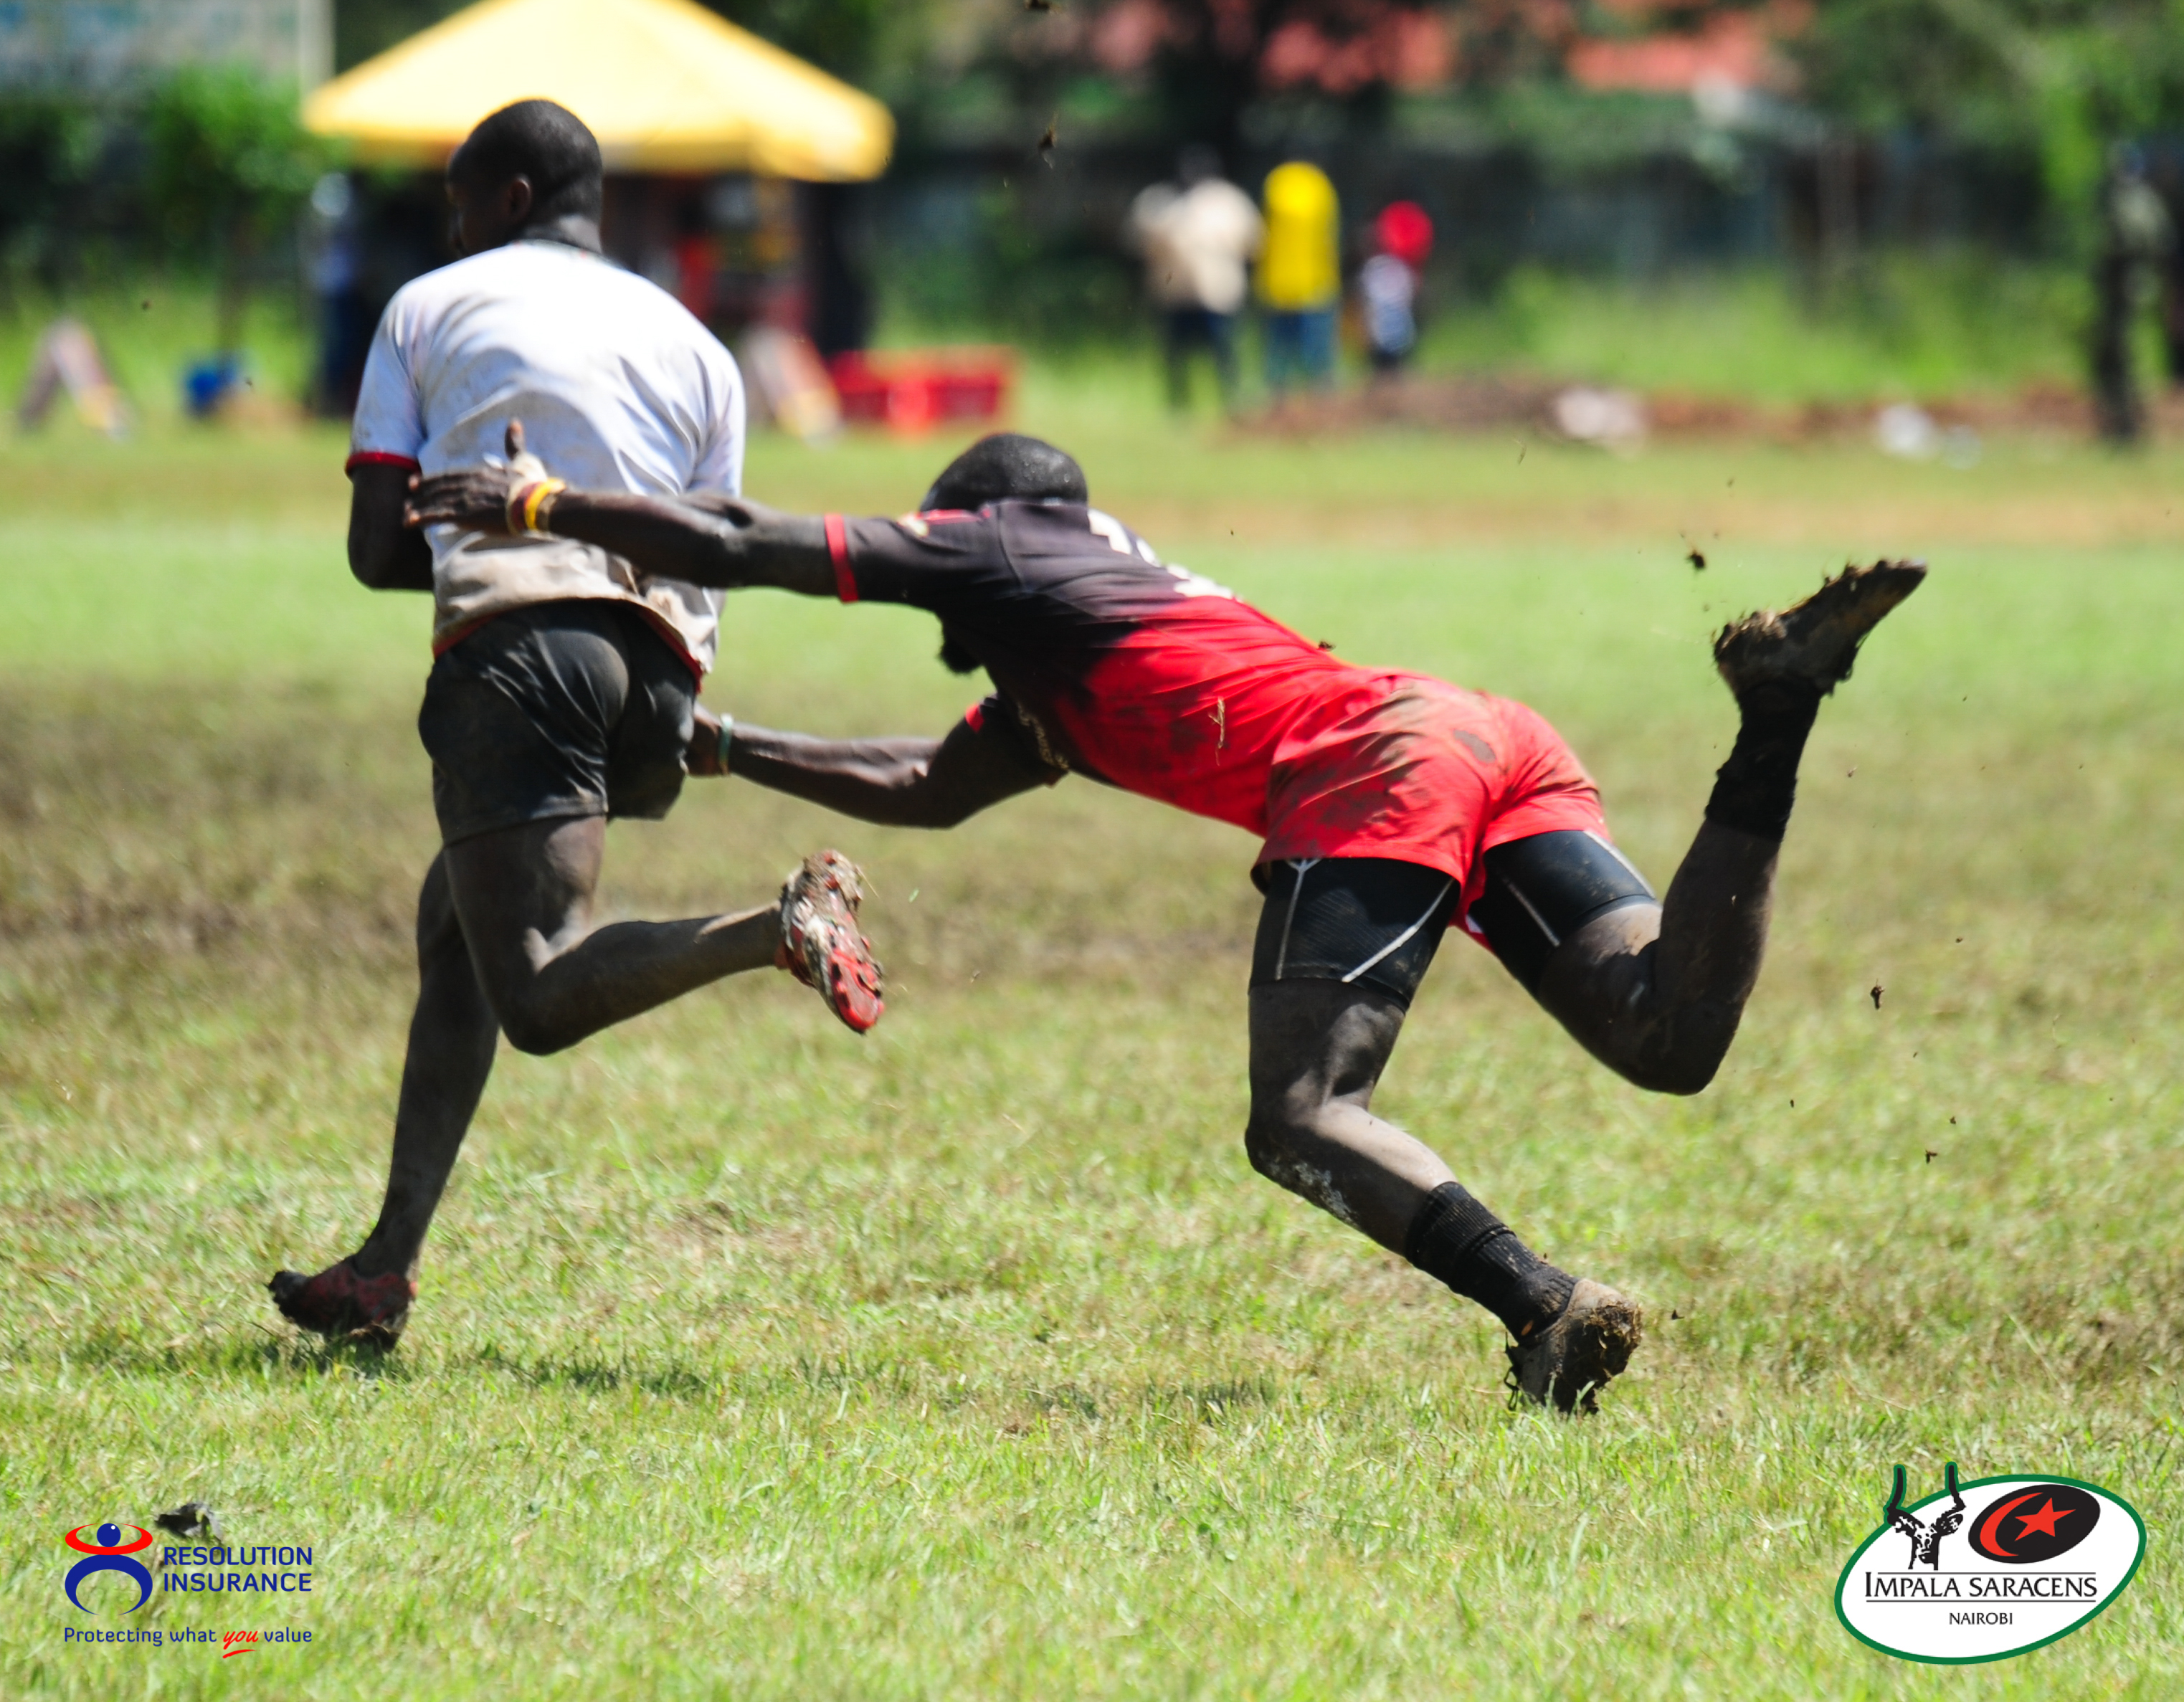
[826,500,1367,837]
[823,499,1608,901]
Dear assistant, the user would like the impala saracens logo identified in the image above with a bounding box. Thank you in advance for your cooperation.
[1967,1482,2104,1565]
[1836,1465,2145,1664]
[62,1524,156,1615]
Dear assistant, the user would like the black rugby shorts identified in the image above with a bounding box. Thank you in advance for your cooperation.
[417,599,697,846]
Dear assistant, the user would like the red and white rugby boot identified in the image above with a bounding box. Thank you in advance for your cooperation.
[777,850,885,1033]
[267,1260,416,1350]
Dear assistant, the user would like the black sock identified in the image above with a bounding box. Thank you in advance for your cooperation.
[1404,1182,1576,1339]
[1704,680,1822,842]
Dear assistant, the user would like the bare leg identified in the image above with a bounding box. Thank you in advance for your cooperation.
[359,817,783,1270]
[273,816,809,1339]
[443,816,781,1057]
[1245,976,1633,1409]
[1536,559,1929,1095]
[348,854,500,1282]
[1530,820,1778,1096]
[1245,978,1451,1252]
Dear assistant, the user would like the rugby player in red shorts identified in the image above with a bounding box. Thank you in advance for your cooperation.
[410,431,1924,1412]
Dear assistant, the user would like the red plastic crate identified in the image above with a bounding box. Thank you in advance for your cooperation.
[828,347,1016,434]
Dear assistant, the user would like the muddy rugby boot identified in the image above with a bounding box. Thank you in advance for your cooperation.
[1714,560,1926,698]
[267,1260,417,1350]
[1504,1278,1644,1415]
[777,851,885,1034]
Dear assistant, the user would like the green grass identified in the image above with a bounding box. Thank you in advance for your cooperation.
[888,254,2116,407]
[1413,260,2108,404]
[3,390,2183,1698]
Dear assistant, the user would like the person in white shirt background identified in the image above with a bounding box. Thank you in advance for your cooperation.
[270,100,884,1349]
[1127,147,1264,416]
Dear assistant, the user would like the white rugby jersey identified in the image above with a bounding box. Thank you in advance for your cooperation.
[349,238,744,673]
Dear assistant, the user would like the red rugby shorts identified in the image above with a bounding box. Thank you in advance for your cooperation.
[1258,673,1610,931]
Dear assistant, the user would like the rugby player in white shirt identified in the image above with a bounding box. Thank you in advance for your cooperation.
[269,101,883,1348]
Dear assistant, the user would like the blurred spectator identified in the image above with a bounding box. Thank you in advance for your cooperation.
[673,196,718,326]
[1359,200,1433,379]
[308,172,374,417]
[1259,161,1340,398]
[1375,199,1433,274]
[1127,146,1263,414]
[2091,143,2175,444]
[16,318,126,437]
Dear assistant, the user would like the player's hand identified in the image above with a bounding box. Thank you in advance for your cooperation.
[687,705,730,778]
[405,465,516,533]
[501,419,549,482]
[405,420,559,535]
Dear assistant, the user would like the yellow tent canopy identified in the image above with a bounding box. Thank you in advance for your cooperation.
[303,0,893,181]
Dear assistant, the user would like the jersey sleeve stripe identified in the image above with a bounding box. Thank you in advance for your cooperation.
[345,450,421,475]
[824,513,856,604]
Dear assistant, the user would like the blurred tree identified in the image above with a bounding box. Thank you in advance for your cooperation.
[1795,0,2184,249]
[335,0,466,73]
[334,0,901,79]
[704,0,894,77]
[144,66,333,351]
[0,93,108,290]
[1081,2,1476,156]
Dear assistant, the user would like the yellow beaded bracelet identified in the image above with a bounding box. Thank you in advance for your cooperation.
[521,477,567,536]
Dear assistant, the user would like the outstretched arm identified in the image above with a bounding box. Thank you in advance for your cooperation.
[404,422,835,595]
[690,708,1057,828]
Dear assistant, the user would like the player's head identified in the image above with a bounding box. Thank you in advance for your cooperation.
[1177,144,1222,186]
[447,100,604,252]
[921,434,1087,513]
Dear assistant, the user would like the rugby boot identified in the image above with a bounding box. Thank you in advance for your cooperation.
[1504,1278,1644,1415]
[777,850,885,1034]
[267,1260,416,1350]
[1714,560,1926,698]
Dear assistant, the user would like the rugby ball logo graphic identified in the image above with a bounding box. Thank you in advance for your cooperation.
[1836,1466,2145,1664]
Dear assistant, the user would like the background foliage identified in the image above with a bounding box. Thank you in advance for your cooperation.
[143,66,333,347]
[7,1,2184,377]
[1796,0,2184,247]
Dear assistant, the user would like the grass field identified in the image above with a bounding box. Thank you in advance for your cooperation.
[3,381,2183,1698]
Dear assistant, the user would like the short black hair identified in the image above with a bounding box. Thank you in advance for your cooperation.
[1178,144,1222,186]
[922,434,1087,512]
[450,100,603,225]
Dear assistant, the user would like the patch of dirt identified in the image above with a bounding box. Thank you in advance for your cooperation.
[1238,374,2184,445]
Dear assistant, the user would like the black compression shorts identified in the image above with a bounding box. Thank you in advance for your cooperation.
[1249,857,1463,1008]
[1249,833,1659,1007]
[417,599,696,846]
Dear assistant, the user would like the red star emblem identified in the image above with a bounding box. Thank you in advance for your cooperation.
[2013,1498,2075,1540]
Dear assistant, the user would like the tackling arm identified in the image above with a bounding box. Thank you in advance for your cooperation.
[694,709,1056,828]
[526,488,832,596]
[404,423,835,596]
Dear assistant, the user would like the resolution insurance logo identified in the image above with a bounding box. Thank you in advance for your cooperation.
[1836,1464,2146,1663]
[62,1523,156,1615]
